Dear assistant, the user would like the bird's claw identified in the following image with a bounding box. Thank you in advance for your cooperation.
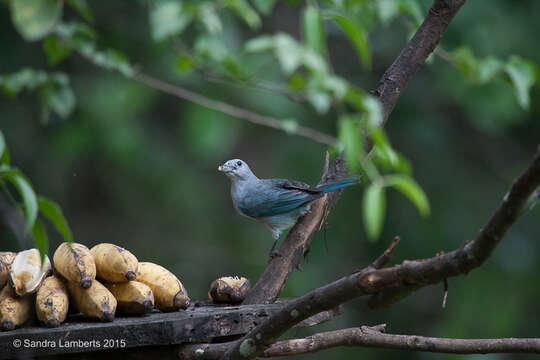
[268,250,282,261]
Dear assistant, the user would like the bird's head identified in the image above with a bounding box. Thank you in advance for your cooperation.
[218,159,255,181]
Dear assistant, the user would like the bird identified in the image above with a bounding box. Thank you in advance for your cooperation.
[218,159,361,259]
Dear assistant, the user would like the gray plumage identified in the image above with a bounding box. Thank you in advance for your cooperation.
[218,159,360,257]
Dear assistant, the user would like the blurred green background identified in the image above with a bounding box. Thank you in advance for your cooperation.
[1,1,540,359]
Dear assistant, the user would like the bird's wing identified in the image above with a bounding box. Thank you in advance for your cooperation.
[237,179,322,218]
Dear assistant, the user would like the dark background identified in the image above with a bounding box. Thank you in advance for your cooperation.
[1,1,540,359]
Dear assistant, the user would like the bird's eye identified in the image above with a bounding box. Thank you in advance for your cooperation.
[237,161,242,166]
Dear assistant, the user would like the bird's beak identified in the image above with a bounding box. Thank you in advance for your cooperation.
[218,165,232,173]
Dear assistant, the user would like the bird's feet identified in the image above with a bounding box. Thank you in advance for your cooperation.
[268,249,282,261]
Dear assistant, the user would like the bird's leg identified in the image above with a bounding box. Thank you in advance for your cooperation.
[268,231,282,260]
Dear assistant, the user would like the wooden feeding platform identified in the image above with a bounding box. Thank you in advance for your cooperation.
[0,303,287,359]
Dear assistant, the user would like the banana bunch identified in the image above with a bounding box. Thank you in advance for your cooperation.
[0,242,190,331]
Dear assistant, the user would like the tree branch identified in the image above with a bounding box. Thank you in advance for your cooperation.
[132,72,337,147]
[180,325,540,358]
[242,0,468,307]
[218,144,540,360]
[374,0,467,122]
[366,145,540,307]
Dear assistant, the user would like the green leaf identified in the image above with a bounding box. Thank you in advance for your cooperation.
[274,33,303,74]
[198,3,222,33]
[377,0,399,24]
[386,174,430,216]
[363,182,386,241]
[504,56,538,109]
[363,95,383,126]
[10,0,63,41]
[307,91,332,114]
[177,55,196,73]
[330,13,371,68]
[39,82,76,120]
[338,115,363,172]
[43,36,72,66]
[226,0,261,29]
[252,0,277,15]
[66,0,94,23]
[302,5,326,56]
[32,219,49,265]
[244,35,275,52]
[281,118,299,135]
[0,131,10,165]
[0,166,38,233]
[150,0,193,41]
[38,196,73,243]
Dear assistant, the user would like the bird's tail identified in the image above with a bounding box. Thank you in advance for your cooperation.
[316,175,361,193]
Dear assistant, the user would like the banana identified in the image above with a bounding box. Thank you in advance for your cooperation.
[67,280,117,322]
[53,242,96,288]
[90,243,138,282]
[0,285,32,330]
[136,262,189,312]
[35,276,69,327]
[0,252,16,288]
[9,248,52,296]
[208,276,251,304]
[105,281,154,315]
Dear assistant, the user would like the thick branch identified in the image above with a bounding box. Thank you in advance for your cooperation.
[366,145,540,307]
[374,0,467,121]
[242,0,467,307]
[181,325,540,358]
[133,72,337,146]
[219,145,540,360]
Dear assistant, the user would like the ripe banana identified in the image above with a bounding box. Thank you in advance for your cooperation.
[35,276,69,327]
[9,248,52,296]
[90,243,138,282]
[67,280,117,322]
[0,285,32,330]
[208,276,251,304]
[105,281,154,315]
[0,252,16,288]
[136,262,189,312]
[53,242,96,288]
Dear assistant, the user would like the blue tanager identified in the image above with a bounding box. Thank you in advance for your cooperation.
[218,159,361,258]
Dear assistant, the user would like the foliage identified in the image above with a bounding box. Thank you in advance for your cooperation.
[0,0,538,246]
[0,130,72,261]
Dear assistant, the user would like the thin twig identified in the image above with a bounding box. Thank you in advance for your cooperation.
[132,72,337,147]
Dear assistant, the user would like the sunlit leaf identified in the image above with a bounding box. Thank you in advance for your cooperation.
[363,95,383,126]
[504,56,538,109]
[150,0,193,41]
[39,82,76,121]
[377,0,399,24]
[226,0,261,29]
[244,35,275,52]
[38,196,73,243]
[302,5,326,56]
[199,3,222,33]
[338,115,363,172]
[386,174,430,216]
[281,118,299,135]
[330,13,371,68]
[32,219,49,265]
[307,91,331,114]
[10,0,63,41]
[363,182,386,241]
[0,165,38,233]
